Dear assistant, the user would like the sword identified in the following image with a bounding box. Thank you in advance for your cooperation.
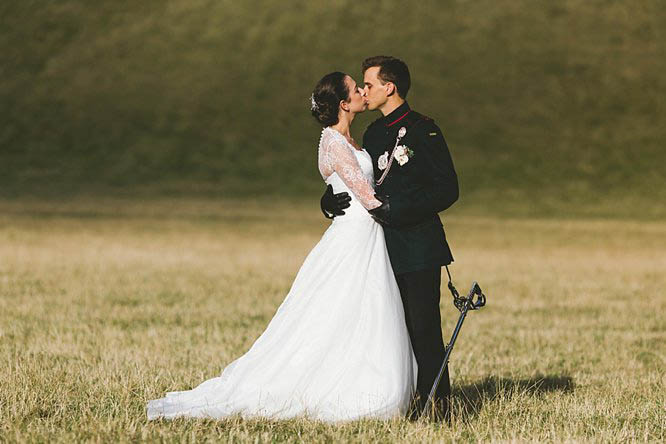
[423,269,487,417]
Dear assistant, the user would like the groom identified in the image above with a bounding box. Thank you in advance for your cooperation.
[321,56,459,421]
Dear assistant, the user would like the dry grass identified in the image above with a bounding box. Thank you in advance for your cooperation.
[1,198,664,442]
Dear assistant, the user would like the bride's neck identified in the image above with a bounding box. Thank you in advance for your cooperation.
[331,113,355,138]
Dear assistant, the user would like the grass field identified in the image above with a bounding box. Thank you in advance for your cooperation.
[1,198,664,442]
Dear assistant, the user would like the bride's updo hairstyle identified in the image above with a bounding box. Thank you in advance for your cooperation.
[311,72,350,127]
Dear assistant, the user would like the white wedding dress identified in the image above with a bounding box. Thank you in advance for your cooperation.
[147,127,416,422]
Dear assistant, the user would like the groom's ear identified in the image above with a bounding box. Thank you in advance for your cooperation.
[385,82,396,97]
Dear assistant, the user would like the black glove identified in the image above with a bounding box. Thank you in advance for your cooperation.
[368,194,391,225]
[320,184,351,219]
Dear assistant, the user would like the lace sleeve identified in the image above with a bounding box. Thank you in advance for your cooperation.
[319,133,382,210]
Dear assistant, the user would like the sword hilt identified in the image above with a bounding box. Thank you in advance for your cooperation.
[449,280,485,312]
[468,281,486,310]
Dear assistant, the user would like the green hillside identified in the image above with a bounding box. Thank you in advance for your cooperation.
[2,0,664,217]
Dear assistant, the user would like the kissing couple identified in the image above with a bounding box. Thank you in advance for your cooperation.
[147,56,459,422]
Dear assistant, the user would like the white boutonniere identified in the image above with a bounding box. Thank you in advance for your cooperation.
[376,126,409,186]
[378,151,389,170]
[394,145,414,166]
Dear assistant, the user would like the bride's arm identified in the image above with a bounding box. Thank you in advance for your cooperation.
[322,139,382,210]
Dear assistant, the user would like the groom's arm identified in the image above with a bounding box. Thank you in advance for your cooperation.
[387,121,459,227]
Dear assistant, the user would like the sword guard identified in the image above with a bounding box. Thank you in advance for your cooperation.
[468,281,486,310]
[450,281,486,312]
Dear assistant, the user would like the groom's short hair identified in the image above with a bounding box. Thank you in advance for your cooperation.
[362,56,411,99]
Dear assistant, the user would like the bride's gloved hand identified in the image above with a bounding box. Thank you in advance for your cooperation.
[368,194,391,225]
[320,184,351,219]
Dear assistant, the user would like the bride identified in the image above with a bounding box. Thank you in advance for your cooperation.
[147,72,416,422]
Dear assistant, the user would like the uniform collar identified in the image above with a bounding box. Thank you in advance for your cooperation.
[382,101,411,127]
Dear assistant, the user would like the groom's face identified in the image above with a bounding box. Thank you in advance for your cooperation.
[363,66,389,111]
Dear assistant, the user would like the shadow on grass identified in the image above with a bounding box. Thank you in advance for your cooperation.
[453,375,574,420]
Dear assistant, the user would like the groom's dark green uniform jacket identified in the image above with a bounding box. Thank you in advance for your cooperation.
[363,102,458,275]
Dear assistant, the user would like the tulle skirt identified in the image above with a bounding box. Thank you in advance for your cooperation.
[147,214,416,422]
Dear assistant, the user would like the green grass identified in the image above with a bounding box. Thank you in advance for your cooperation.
[2,1,665,217]
[1,198,664,442]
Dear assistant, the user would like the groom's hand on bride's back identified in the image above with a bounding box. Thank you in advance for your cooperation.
[320,184,351,219]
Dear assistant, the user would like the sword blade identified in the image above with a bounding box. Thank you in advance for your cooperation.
[423,301,471,415]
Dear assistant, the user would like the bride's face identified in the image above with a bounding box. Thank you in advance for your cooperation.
[342,75,368,114]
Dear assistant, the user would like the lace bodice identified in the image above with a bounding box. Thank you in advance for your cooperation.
[318,127,381,210]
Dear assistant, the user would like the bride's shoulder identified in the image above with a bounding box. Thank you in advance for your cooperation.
[319,127,346,147]
[321,126,343,138]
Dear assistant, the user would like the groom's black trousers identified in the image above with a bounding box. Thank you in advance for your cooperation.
[395,268,451,419]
